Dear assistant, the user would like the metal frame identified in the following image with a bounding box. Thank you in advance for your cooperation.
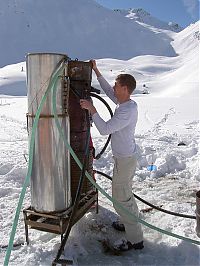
[23,190,98,245]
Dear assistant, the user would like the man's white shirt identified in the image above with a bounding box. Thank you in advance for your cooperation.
[92,76,138,158]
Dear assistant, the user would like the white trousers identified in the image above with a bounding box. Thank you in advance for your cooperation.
[112,156,143,244]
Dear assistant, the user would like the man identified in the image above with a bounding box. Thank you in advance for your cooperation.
[80,60,144,251]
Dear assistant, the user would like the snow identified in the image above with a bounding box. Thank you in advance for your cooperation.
[0,2,199,265]
[0,0,177,68]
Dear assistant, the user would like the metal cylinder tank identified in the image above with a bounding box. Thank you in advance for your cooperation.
[26,53,71,213]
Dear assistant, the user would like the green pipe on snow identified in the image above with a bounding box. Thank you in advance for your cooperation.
[4,58,200,266]
[52,78,200,247]
[4,60,66,266]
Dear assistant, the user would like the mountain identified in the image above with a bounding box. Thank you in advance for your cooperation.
[0,21,199,266]
[0,0,177,67]
[0,21,199,97]
[114,8,183,32]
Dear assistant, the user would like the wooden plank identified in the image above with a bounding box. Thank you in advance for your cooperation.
[24,192,98,235]
[28,220,61,232]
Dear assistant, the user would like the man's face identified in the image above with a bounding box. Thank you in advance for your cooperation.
[113,80,127,99]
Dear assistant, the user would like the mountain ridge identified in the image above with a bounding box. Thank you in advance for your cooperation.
[114,8,183,32]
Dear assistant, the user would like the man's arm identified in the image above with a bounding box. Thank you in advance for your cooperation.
[80,99,132,135]
[92,61,102,78]
[91,60,117,104]
[97,76,117,104]
[92,108,131,135]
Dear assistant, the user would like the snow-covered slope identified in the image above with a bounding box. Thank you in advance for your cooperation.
[172,21,200,55]
[0,62,26,96]
[0,37,199,266]
[0,12,199,266]
[114,8,183,32]
[1,21,199,97]
[0,0,177,67]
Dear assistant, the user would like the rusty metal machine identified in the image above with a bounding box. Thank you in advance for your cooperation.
[196,191,200,238]
[23,53,98,255]
[6,53,200,266]
[68,60,95,203]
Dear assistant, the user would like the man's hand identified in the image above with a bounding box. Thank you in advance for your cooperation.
[90,59,97,70]
[90,59,101,77]
[80,99,97,115]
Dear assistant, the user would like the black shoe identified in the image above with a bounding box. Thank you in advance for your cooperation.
[112,221,125,232]
[115,240,144,251]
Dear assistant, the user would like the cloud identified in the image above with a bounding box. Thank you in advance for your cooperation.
[182,0,198,19]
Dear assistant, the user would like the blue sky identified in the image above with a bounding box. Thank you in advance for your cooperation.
[95,0,199,27]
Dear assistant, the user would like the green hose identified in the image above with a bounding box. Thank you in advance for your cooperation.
[4,58,200,266]
[51,81,200,246]
[54,114,200,246]
[4,60,65,266]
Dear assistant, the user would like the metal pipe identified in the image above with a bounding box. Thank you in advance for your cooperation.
[26,53,71,213]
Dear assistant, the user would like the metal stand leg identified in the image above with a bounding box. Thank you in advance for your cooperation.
[60,219,65,253]
[23,211,29,245]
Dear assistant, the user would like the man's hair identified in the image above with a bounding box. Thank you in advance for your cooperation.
[116,74,136,94]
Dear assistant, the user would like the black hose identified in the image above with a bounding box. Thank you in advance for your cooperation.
[58,84,196,223]
[69,86,113,160]
[94,170,196,220]
[91,96,196,220]
[53,110,91,264]
[0,242,24,249]
[89,93,113,159]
